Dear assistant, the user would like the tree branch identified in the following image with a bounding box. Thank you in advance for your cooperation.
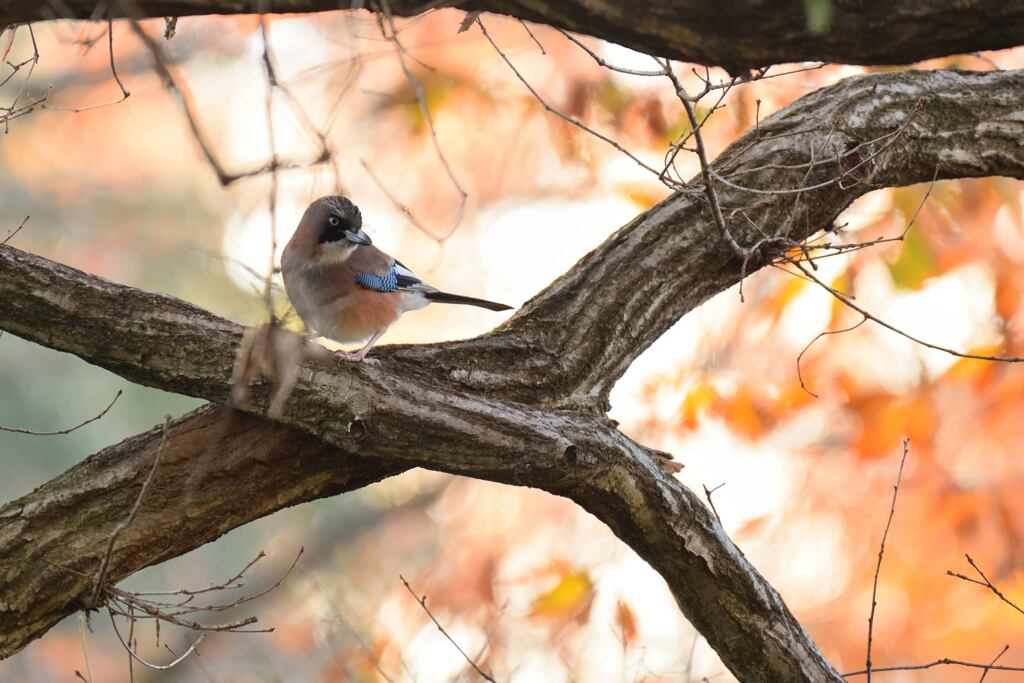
[404,69,1024,409]
[0,251,842,681]
[3,1,1024,71]
[0,404,406,659]
[3,68,1024,681]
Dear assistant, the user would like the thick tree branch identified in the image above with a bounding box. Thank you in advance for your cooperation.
[2,1,1023,71]
[0,404,407,659]
[2,69,1024,681]
[406,69,1024,409]
[0,256,841,681]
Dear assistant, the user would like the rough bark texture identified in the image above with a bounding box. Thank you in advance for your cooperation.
[3,69,1023,681]
[2,1,1024,71]
[0,406,406,661]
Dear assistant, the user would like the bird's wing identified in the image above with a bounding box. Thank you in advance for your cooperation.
[392,260,438,293]
[348,246,437,294]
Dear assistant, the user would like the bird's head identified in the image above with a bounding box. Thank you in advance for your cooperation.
[294,195,373,263]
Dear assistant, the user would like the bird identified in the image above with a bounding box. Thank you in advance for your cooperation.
[281,195,512,366]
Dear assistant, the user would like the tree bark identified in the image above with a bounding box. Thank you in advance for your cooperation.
[3,68,1023,680]
[0,405,406,662]
[2,1,1024,71]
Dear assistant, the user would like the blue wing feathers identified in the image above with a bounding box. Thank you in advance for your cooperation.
[355,261,432,293]
[355,268,399,292]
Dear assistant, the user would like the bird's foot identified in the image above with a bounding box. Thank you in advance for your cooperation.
[335,350,381,366]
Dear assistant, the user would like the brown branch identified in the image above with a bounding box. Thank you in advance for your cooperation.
[4,1,1024,71]
[0,404,408,659]
[0,389,121,436]
[41,19,130,113]
[948,554,1024,617]
[125,15,329,186]
[90,416,171,606]
[866,439,910,683]
[845,656,1024,677]
[786,257,1024,365]
[978,645,1010,683]
[0,244,845,682]
[4,68,1024,681]
[400,575,497,682]
[377,0,468,242]
[796,317,867,398]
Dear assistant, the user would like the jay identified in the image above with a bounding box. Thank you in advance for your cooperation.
[282,195,512,365]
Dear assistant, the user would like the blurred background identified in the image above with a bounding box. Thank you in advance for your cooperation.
[2,9,1024,682]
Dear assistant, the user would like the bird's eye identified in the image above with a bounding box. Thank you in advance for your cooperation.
[327,215,340,227]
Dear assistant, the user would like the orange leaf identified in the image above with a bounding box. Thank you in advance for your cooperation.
[721,389,763,440]
[615,599,638,647]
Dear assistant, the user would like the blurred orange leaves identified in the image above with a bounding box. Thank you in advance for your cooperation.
[847,392,935,460]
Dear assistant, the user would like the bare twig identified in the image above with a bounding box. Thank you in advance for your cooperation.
[90,415,171,606]
[0,389,122,436]
[2,215,29,245]
[518,20,546,54]
[360,157,435,238]
[978,645,1010,683]
[105,547,302,633]
[844,657,1024,677]
[796,317,867,398]
[1,24,47,131]
[378,0,467,242]
[43,19,130,113]
[703,482,725,525]
[108,610,206,671]
[77,615,94,683]
[865,439,910,683]
[400,575,498,683]
[656,58,737,257]
[948,555,1024,617]
[785,256,1024,364]
[557,29,663,76]
[259,13,280,320]
[125,14,328,186]
[477,17,671,186]
[304,569,400,683]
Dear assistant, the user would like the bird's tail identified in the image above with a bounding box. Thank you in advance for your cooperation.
[424,291,513,311]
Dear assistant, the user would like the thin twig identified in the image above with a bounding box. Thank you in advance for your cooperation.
[400,575,498,682]
[518,20,545,54]
[91,416,171,606]
[77,615,94,683]
[0,389,122,435]
[124,12,328,186]
[557,29,663,76]
[948,555,1024,617]
[978,645,1010,683]
[865,439,910,683]
[796,317,867,398]
[785,256,1024,364]
[109,610,206,671]
[304,569,400,683]
[477,17,671,186]
[2,215,29,245]
[42,19,130,113]
[845,657,1024,677]
[378,0,467,241]
[703,482,725,524]
[259,14,280,320]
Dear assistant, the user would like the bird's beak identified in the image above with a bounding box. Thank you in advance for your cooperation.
[346,229,372,246]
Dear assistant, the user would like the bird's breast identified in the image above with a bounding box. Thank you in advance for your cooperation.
[282,258,404,344]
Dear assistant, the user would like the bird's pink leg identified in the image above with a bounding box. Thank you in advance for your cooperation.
[335,329,385,366]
